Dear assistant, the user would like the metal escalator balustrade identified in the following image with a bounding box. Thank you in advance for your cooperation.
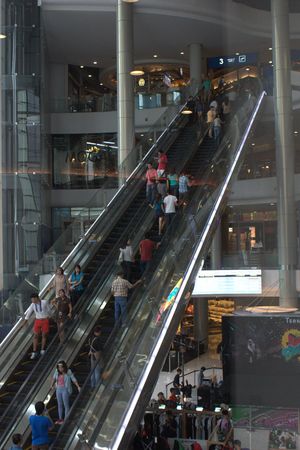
[0,101,188,395]
[0,113,206,447]
[54,87,266,450]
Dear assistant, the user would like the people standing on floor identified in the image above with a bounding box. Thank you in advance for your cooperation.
[157,151,168,177]
[9,433,23,450]
[178,171,189,206]
[88,326,104,389]
[50,267,69,299]
[213,114,223,147]
[207,106,216,138]
[167,168,179,197]
[157,392,167,406]
[153,193,165,236]
[173,367,182,395]
[29,401,53,450]
[163,191,178,229]
[168,388,178,407]
[68,264,84,306]
[50,360,80,425]
[51,289,72,344]
[111,272,142,325]
[119,238,134,282]
[145,162,158,206]
[24,293,50,360]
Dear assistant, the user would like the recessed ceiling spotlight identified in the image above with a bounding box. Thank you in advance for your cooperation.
[153,54,158,58]
[269,47,272,50]
[294,130,299,134]
[0,34,7,39]
[80,65,84,68]
[245,67,250,71]
[269,60,272,64]
[88,74,92,78]
[235,52,240,56]
[130,69,145,76]
[93,61,98,65]
[180,51,184,55]
[251,142,255,146]
[99,82,103,86]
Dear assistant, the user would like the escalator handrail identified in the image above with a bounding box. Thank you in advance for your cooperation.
[0,105,188,351]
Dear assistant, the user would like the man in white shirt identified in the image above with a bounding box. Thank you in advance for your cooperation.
[24,293,50,359]
[163,191,178,228]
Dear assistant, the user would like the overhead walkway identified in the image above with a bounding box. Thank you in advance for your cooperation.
[0,83,265,449]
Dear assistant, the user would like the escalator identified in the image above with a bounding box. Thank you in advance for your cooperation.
[0,84,265,449]
[0,106,204,446]
[47,88,265,450]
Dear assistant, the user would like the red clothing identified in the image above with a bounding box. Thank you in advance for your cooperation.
[158,154,168,170]
[146,168,158,185]
[168,394,177,402]
[140,239,156,262]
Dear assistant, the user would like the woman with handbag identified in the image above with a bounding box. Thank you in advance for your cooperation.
[50,360,80,425]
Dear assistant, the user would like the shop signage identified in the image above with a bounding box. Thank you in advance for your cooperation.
[65,151,103,163]
[207,52,257,69]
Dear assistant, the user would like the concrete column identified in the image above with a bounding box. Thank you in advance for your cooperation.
[271,0,298,307]
[211,223,222,269]
[189,43,203,96]
[194,299,208,351]
[117,0,135,179]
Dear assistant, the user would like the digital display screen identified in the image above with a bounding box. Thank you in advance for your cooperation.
[193,269,262,296]
[222,315,300,406]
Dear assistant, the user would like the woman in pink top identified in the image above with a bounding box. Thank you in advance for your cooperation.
[145,162,158,205]
[50,360,80,424]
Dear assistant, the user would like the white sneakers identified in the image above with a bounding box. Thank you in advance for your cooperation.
[30,350,46,359]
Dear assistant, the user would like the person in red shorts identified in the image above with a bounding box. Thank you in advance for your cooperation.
[24,292,50,360]
[139,232,158,274]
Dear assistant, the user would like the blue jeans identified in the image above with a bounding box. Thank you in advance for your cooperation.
[140,260,150,274]
[114,296,127,324]
[90,357,102,388]
[146,184,156,205]
[56,386,70,420]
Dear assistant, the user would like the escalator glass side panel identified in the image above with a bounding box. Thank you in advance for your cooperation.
[51,87,266,449]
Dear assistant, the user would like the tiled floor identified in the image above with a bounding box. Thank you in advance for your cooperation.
[152,351,223,399]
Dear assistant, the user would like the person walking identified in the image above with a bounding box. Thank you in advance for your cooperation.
[68,264,84,306]
[29,401,53,450]
[50,267,69,299]
[178,171,189,206]
[207,106,216,138]
[88,326,104,389]
[157,169,168,198]
[139,232,158,273]
[111,272,141,325]
[145,162,158,206]
[163,191,178,229]
[50,360,80,425]
[157,151,168,177]
[51,289,72,343]
[24,293,50,360]
[213,114,223,146]
[119,238,134,282]
[153,193,165,236]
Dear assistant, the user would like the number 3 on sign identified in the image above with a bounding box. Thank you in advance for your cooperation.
[219,58,224,65]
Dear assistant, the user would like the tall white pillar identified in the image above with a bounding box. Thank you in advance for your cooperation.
[189,43,203,96]
[271,0,298,307]
[117,0,135,179]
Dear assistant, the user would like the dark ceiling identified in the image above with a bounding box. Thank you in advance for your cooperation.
[233,0,300,13]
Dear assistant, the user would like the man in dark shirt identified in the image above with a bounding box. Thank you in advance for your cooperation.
[173,367,182,394]
[89,326,103,389]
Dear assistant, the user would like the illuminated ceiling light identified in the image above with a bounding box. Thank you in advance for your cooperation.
[93,61,98,65]
[269,60,272,64]
[245,67,250,71]
[130,69,144,76]
[0,34,7,39]
[99,82,103,86]
[235,52,240,56]
[88,74,92,78]
[251,142,255,146]
[140,134,144,137]
[268,47,272,50]
[122,0,139,2]
[180,51,184,55]
[246,306,298,314]
[153,54,158,58]
[138,78,145,87]
[80,65,84,69]
[181,109,193,115]
[294,130,298,134]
